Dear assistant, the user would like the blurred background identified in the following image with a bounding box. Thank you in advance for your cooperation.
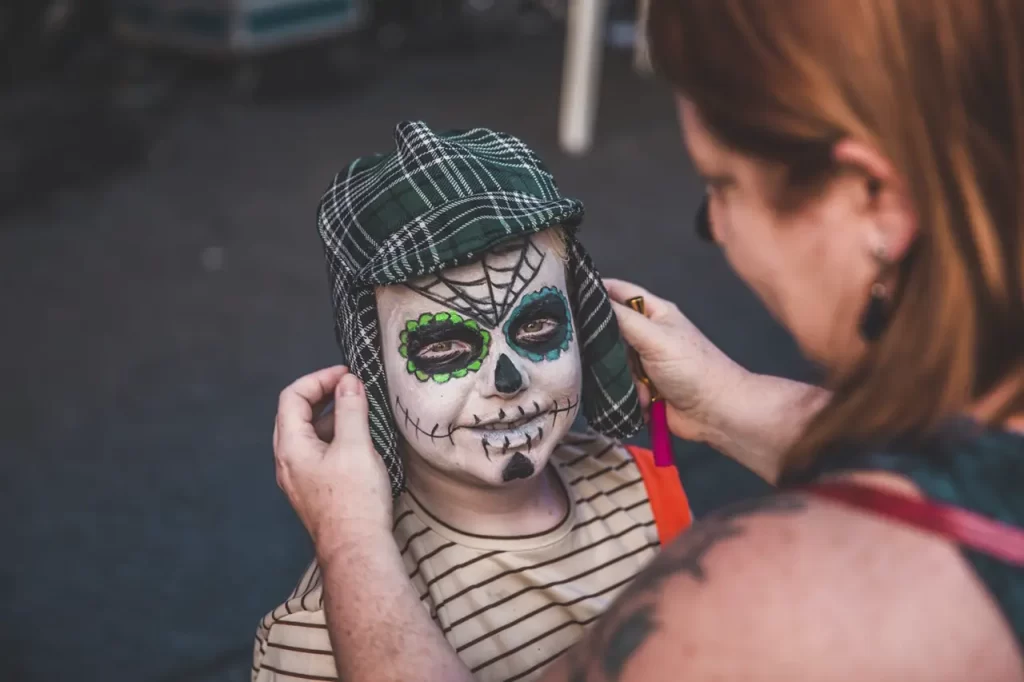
[2,1,814,680]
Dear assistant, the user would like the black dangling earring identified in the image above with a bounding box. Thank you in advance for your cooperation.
[859,281,890,341]
[859,243,891,341]
[858,178,892,341]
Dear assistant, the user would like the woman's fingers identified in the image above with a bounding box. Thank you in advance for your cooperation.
[277,366,350,441]
[272,367,395,542]
[610,299,663,355]
[634,379,652,409]
[313,403,335,442]
[603,278,653,305]
[332,373,373,450]
[604,278,679,323]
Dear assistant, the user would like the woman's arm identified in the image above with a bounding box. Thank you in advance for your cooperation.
[318,532,475,682]
[701,372,830,483]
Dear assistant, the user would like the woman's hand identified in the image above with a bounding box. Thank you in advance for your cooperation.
[273,366,393,562]
[604,278,748,443]
[604,278,829,483]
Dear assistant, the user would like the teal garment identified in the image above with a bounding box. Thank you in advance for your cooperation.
[792,421,1024,647]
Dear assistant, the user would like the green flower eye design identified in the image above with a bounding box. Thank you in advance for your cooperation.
[400,311,491,383]
[503,287,573,362]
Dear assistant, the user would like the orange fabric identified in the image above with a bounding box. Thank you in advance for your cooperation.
[626,445,693,545]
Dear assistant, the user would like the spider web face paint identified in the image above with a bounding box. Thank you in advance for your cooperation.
[406,239,547,329]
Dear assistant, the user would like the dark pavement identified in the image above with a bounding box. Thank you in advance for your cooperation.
[2,37,811,682]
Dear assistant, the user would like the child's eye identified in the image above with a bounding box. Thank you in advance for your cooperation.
[399,312,492,383]
[515,319,558,342]
[417,339,472,361]
[502,287,573,362]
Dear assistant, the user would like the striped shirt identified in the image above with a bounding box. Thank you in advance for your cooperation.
[253,431,661,682]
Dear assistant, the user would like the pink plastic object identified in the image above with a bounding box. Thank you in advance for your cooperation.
[649,400,673,467]
[625,295,674,468]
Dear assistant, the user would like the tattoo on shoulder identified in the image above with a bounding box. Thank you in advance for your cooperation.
[565,493,808,682]
[633,493,807,592]
[601,605,657,680]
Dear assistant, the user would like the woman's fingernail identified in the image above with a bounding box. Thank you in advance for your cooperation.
[338,374,361,397]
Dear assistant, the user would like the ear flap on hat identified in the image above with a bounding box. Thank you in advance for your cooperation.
[337,285,406,497]
[564,231,646,438]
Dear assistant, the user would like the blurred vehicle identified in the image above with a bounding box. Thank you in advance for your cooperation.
[370,0,567,52]
[0,0,155,221]
[1,0,108,86]
[111,0,369,58]
[0,0,575,221]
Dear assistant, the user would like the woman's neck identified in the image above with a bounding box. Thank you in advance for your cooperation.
[404,455,569,538]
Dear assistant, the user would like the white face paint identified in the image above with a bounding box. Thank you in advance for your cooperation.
[376,232,583,487]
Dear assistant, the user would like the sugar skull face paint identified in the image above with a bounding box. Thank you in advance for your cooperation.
[376,230,582,488]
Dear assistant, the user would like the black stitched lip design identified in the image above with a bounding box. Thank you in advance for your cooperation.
[474,396,580,458]
[392,395,581,447]
[466,396,579,432]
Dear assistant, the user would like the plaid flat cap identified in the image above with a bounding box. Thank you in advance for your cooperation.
[318,121,644,497]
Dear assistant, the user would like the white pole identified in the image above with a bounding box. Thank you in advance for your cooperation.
[558,0,610,156]
[634,0,653,74]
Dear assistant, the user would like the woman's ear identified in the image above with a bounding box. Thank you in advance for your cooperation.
[833,139,918,263]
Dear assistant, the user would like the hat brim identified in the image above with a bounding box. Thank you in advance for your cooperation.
[361,192,584,286]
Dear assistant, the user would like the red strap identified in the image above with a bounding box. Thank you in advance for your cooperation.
[805,481,1024,567]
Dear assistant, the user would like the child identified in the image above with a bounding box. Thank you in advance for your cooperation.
[253,121,691,682]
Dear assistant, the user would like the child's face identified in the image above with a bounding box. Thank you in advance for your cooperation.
[376,232,582,487]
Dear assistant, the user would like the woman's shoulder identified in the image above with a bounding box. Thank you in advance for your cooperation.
[786,423,1024,653]
[559,488,1022,682]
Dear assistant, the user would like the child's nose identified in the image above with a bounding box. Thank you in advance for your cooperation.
[493,353,528,396]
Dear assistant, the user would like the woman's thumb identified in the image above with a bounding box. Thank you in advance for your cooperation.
[333,373,371,447]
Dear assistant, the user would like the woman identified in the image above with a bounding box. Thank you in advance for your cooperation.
[272,0,1024,680]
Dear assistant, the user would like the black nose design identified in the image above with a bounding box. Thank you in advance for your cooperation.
[494,353,523,394]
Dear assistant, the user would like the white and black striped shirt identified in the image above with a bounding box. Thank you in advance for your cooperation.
[253,432,660,682]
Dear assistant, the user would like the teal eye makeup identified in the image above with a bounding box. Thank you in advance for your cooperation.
[502,287,573,362]
[400,312,491,383]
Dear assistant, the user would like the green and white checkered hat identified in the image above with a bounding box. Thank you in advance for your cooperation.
[318,121,644,497]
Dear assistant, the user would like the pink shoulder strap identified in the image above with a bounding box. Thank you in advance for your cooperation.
[805,481,1024,567]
